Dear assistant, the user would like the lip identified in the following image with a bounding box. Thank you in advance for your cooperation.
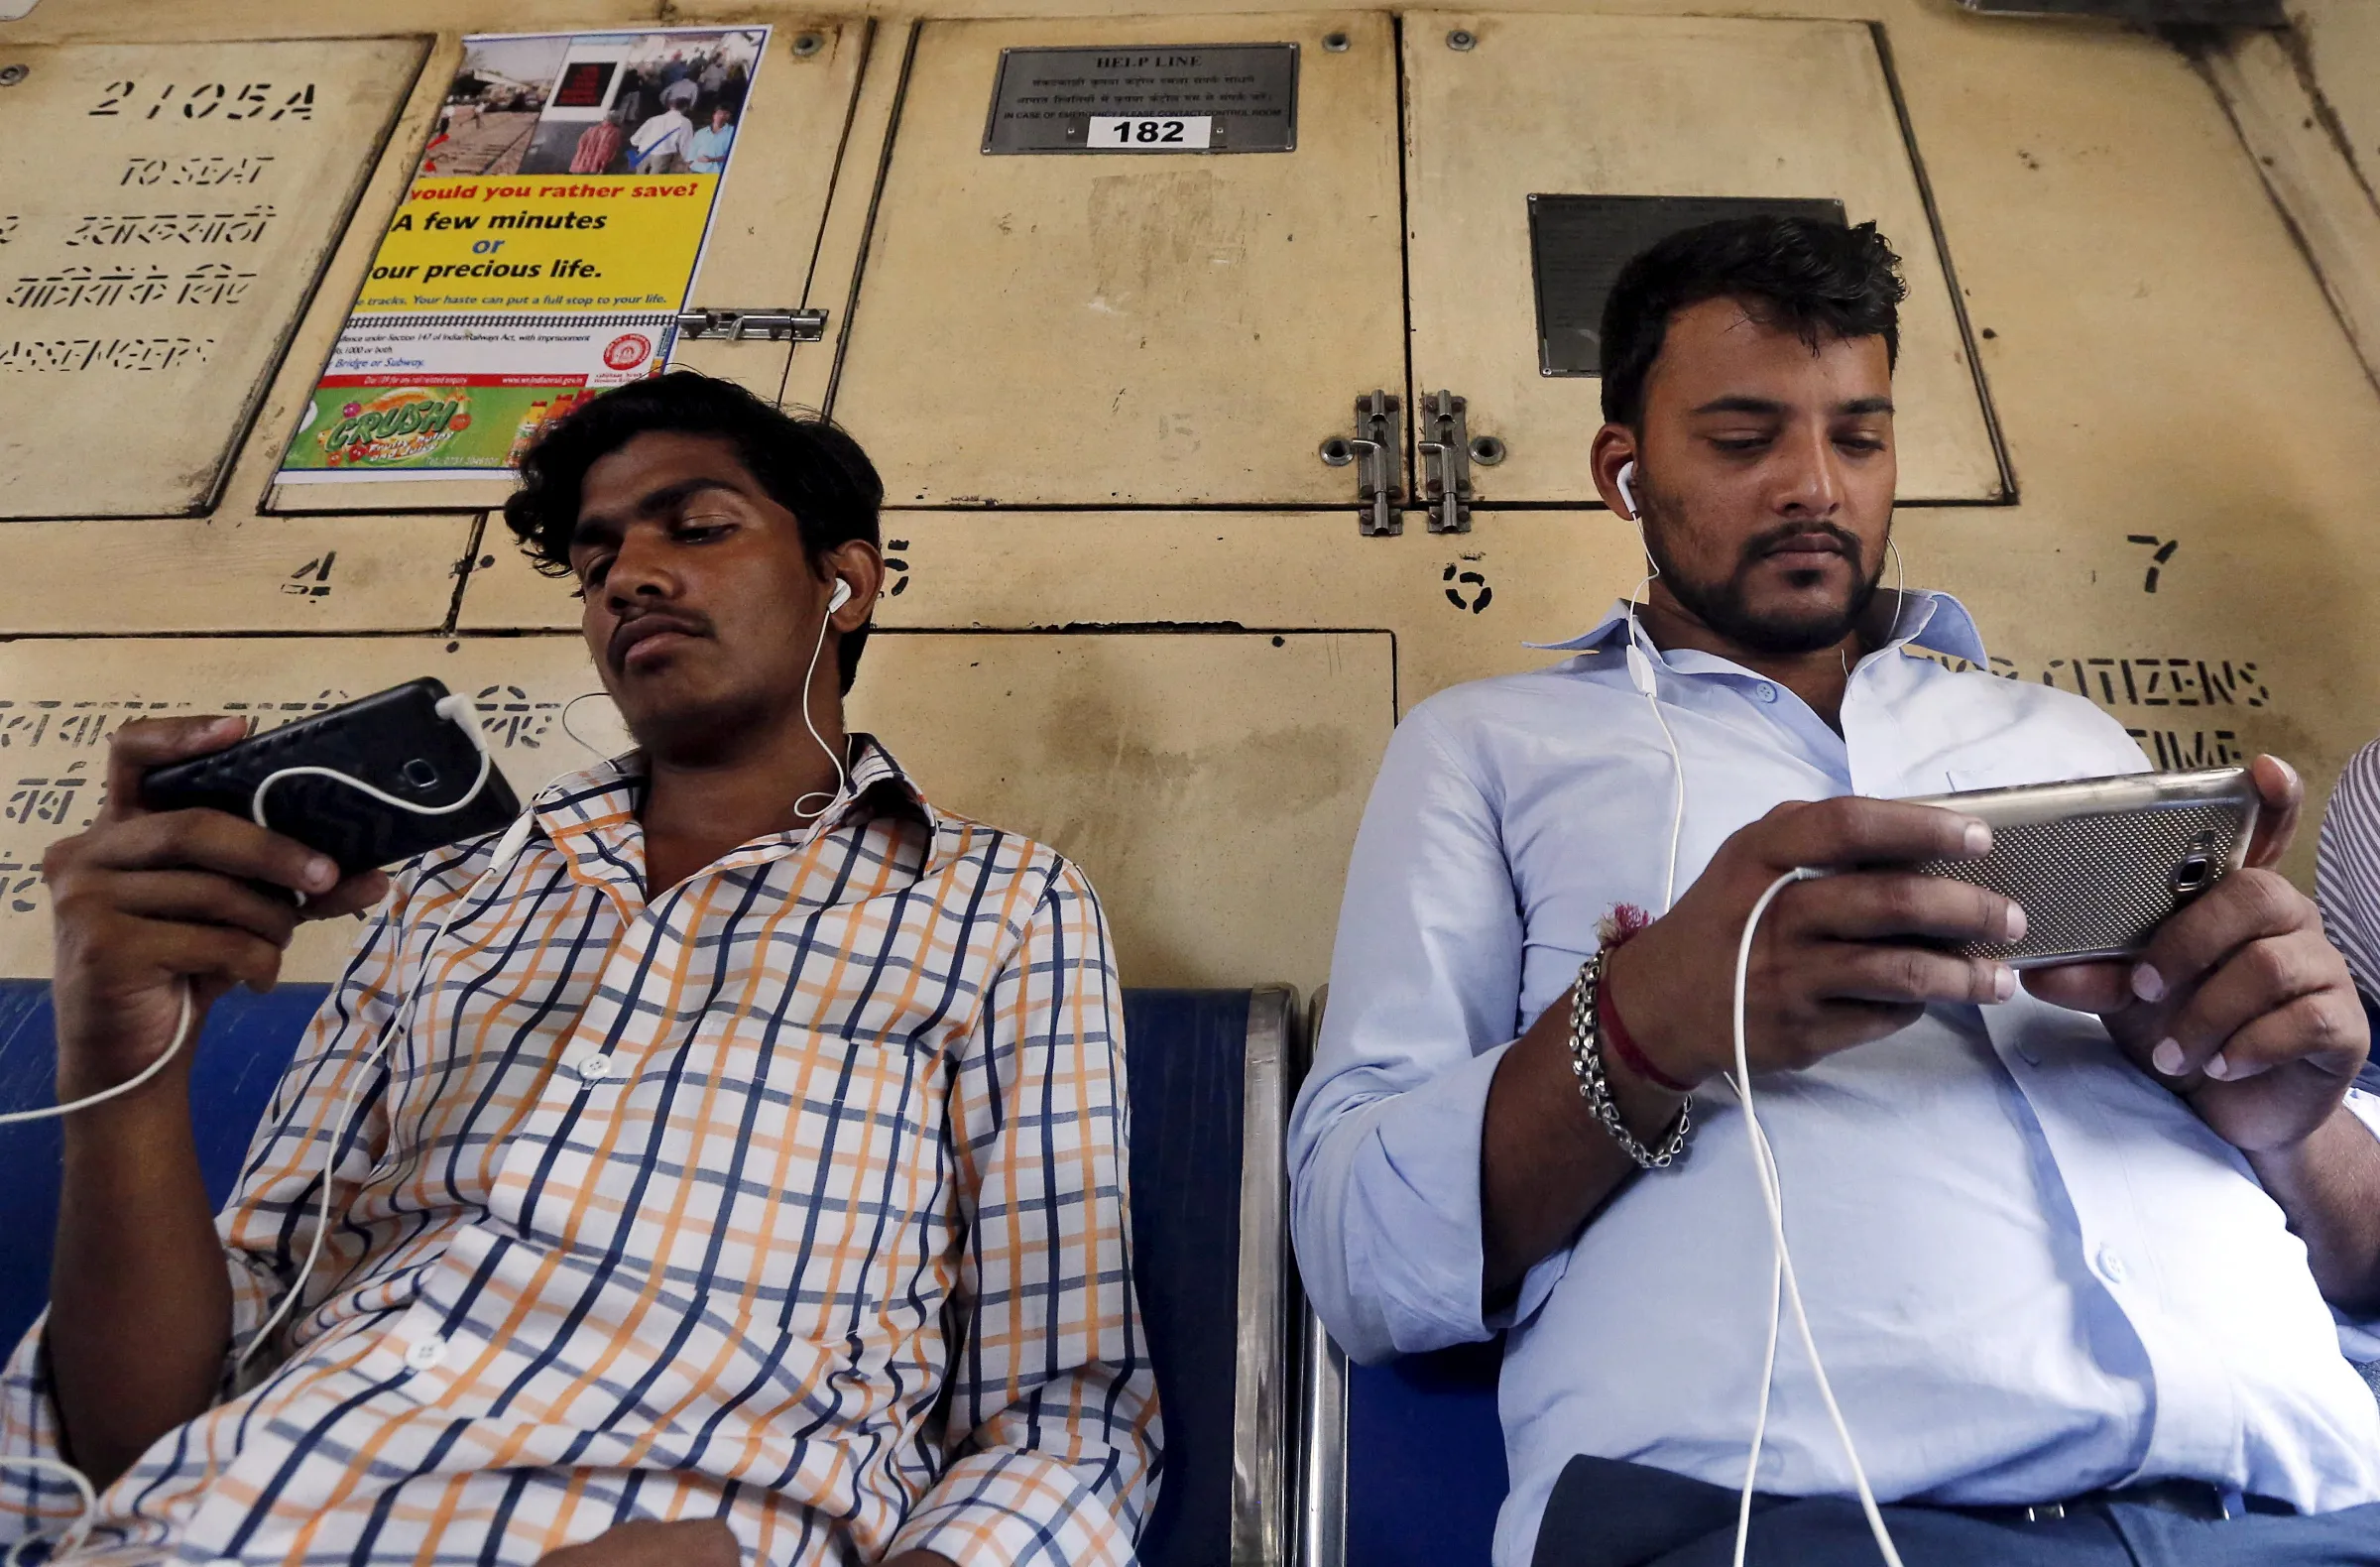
[610,613,707,671]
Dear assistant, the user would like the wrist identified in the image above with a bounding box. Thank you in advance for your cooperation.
[1601,940,1707,1090]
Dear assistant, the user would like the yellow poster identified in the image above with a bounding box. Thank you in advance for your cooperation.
[279,27,766,483]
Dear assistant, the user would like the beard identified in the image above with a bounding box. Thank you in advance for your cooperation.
[1635,473,1887,657]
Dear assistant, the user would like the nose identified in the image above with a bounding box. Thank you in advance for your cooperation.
[602,526,679,612]
[1772,422,1845,520]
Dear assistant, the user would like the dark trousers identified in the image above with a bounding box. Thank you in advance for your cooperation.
[1532,1455,2380,1567]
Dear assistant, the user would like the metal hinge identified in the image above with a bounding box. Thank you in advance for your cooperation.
[1319,390,1404,537]
[673,306,829,342]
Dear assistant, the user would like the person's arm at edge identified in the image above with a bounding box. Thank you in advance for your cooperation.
[883,859,1154,1567]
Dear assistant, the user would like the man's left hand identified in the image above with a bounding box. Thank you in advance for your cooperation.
[2026,754,2369,1153]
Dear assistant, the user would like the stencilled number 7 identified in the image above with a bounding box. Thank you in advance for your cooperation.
[2125,534,2179,594]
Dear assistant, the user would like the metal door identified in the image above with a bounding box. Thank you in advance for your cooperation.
[1401,13,2006,509]
[828,14,1403,508]
[0,38,428,518]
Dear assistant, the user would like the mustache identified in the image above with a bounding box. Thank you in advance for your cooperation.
[1741,520,1864,568]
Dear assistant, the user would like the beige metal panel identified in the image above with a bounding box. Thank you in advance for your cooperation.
[0,628,1389,991]
[829,13,1403,507]
[0,36,429,518]
[1880,11,2380,878]
[850,631,1390,989]
[1401,12,2002,505]
[2200,30,2380,390]
[783,17,912,417]
[0,514,472,633]
[2290,0,2380,188]
[262,21,869,514]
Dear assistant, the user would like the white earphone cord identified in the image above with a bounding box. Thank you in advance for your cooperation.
[1617,464,1900,1563]
[0,695,512,1560]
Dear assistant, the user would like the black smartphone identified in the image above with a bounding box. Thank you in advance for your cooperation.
[143,678,522,874]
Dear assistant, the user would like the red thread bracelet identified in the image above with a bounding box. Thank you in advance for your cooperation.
[1596,904,1695,1095]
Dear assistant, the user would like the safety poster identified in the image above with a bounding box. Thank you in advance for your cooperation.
[274,26,766,484]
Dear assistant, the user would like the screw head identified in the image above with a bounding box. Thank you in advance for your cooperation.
[1321,31,1351,53]
[791,33,824,58]
[1446,29,1477,52]
[0,64,27,87]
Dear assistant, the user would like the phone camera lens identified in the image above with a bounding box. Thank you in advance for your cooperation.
[402,759,440,791]
[2173,856,2210,894]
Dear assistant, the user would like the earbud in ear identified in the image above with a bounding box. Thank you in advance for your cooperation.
[1616,461,1640,522]
[828,579,853,613]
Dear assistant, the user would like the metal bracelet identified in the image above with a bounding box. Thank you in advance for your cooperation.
[1568,949,1693,1169]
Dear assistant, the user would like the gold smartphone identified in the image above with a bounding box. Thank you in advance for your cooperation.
[1899,768,2260,967]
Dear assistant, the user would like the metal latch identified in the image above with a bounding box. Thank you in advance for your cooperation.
[1416,390,1475,534]
[672,306,829,342]
[1319,391,1404,537]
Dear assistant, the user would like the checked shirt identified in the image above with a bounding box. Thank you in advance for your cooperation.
[2,738,1156,1565]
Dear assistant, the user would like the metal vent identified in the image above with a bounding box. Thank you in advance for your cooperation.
[1956,0,2283,25]
[1912,801,2247,963]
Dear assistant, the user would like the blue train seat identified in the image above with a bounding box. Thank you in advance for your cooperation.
[0,979,1301,1567]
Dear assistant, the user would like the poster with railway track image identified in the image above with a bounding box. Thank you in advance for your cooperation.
[274,26,767,484]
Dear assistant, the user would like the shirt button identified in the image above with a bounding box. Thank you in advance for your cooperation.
[1753,682,1779,703]
[2095,1246,2128,1284]
[404,1334,448,1371]
[569,1052,615,1085]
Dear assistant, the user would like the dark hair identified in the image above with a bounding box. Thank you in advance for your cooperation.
[1599,215,1907,427]
[502,372,884,692]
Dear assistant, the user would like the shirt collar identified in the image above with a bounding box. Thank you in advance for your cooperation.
[1526,588,1987,669]
[522,730,936,855]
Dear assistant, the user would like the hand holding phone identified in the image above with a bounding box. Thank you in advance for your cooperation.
[42,717,393,1107]
[2019,757,2366,1156]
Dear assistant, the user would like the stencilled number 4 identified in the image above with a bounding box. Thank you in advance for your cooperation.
[283,551,335,597]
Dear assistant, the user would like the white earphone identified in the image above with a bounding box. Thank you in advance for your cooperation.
[1607,458,1903,1567]
[828,578,852,614]
[793,577,855,823]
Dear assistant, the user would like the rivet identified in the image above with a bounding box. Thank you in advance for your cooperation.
[1321,32,1351,53]
[1446,30,1477,52]
[0,64,28,87]
[791,33,825,59]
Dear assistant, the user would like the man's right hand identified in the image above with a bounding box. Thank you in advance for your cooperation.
[42,715,389,1103]
[1605,794,2025,1088]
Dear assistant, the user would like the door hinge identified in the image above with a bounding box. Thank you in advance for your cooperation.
[673,306,829,342]
[1319,390,1404,537]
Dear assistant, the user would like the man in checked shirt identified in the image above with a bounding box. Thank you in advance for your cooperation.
[9,373,1158,1566]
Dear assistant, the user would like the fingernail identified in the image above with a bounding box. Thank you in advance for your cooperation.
[212,716,246,736]
[1992,964,2017,1002]
[2152,1038,2186,1076]
[2205,1052,2232,1080]
[2275,757,2300,789]
[305,857,338,892]
[2131,963,2165,1003]
[2005,904,2028,942]
[1964,820,1991,856]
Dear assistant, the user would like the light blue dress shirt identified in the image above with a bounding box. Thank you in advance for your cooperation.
[1288,591,2380,1567]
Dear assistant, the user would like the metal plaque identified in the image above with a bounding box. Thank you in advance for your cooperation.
[1527,194,1848,377]
[982,43,1298,155]
[0,38,428,519]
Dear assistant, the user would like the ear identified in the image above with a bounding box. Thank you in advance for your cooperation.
[1589,424,1641,520]
[820,541,885,631]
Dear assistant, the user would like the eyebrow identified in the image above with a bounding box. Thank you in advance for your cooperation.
[1687,395,1897,417]
[570,475,748,552]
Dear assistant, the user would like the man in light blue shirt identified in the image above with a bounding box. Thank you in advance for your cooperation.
[1289,215,2380,1566]
[688,106,736,176]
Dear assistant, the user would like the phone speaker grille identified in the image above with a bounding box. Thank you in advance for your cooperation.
[1912,801,2245,963]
